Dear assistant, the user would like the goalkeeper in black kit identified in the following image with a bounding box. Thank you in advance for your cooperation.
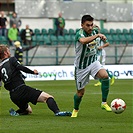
[0,44,71,116]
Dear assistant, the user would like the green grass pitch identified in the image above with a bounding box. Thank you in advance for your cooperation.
[0,79,132,133]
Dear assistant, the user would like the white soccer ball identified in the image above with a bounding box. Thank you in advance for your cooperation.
[111,98,126,114]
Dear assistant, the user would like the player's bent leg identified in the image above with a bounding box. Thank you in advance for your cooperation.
[26,104,32,114]
[38,92,71,116]
[37,92,54,102]
[96,69,111,112]
[110,76,115,85]
[15,105,32,115]
[106,69,115,85]
[94,81,101,86]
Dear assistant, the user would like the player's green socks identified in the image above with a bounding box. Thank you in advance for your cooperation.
[106,69,113,79]
[74,94,82,110]
[101,78,109,102]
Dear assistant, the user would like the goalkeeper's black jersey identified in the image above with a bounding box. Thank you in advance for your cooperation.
[0,57,34,91]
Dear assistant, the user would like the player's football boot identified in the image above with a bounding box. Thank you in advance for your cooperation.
[9,108,19,116]
[71,109,78,117]
[94,81,101,87]
[110,76,115,85]
[101,103,112,112]
[55,111,72,116]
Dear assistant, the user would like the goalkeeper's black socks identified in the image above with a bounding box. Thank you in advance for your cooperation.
[16,109,29,115]
[46,97,60,114]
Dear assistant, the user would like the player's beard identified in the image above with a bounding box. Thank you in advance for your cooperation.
[87,29,92,35]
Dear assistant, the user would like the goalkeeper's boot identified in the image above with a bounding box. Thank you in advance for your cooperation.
[9,108,19,116]
[55,111,72,116]
[71,109,78,117]
[94,81,101,87]
[101,103,112,112]
[111,76,115,85]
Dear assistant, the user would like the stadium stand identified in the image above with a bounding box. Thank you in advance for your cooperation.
[44,36,51,45]
[57,35,65,45]
[36,35,44,45]
[63,29,68,35]
[41,28,48,36]
[68,29,75,35]
[122,29,129,35]
[0,27,131,46]
[64,35,73,45]
[109,29,116,35]
[100,28,109,35]
[50,35,58,45]
[34,28,41,36]
[48,29,55,35]
[129,28,133,34]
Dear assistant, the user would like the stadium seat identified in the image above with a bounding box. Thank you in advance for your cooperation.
[17,36,22,42]
[129,28,133,34]
[64,35,73,45]
[36,35,44,45]
[68,29,75,35]
[109,29,116,35]
[112,34,121,44]
[34,28,41,35]
[20,29,24,35]
[116,29,122,35]
[118,34,127,44]
[43,36,51,45]
[70,35,75,44]
[63,29,68,35]
[50,35,58,45]
[48,28,55,35]
[57,35,65,45]
[106,34,113,44]
[122,29,129,35]
[41,28,48,35]
[125,34,133,44]
[32,36,37,46]
[100,28,109,35]
[0,36,8,45]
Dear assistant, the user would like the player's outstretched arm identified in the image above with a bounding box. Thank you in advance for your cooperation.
[17,65,36,75]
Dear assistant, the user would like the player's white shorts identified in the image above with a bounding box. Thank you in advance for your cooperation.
[75,61,104,90]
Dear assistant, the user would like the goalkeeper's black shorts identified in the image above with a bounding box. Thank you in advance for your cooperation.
[9,84,42,110]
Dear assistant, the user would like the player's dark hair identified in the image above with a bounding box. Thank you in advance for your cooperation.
[81,15,94,24]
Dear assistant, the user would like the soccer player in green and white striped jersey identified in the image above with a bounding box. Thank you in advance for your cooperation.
[71,15,111,118]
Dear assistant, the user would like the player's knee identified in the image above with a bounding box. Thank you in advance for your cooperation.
[101,72,108,79]
[27,105,32,114]
[38,92,54,102]
[77,89,85,96]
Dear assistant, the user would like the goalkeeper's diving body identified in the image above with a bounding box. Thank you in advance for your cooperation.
[0,44,71,116]
[71,15,112,117]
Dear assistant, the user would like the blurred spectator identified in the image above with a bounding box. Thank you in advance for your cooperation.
[8,24,18,46]
[0,11,9,36]
[10,12,22,31]
[21,24,34,46]
[14,41,23,65]
[55,12,65,36]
